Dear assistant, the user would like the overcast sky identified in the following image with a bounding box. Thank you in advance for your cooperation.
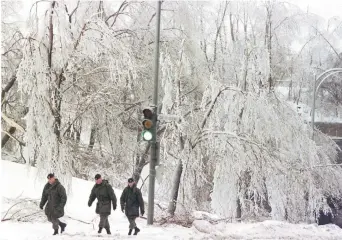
[5,0,342,25]
[290,0,342,19]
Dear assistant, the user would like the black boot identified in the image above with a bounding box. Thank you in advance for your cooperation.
[53,229,58,235]
[133,227,140,235]
[105,227,111,235]
[128,229,133,235]
[59,222,67,233]
[98,227,103,234]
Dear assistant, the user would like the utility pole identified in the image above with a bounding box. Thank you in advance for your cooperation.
[147,0,162,225]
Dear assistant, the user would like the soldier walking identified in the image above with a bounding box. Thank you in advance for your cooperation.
[39,173,67,235]
[120,177,145,235]
[88,174,117,235]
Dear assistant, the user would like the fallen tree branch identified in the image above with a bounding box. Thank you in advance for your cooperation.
[1,218,11,222]
[65,215,92,224]
[1,198,36,221]
[17,211,41,222]
[156,202,167,211]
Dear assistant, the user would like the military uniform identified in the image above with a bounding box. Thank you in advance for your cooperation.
[88,175,117,234]
[120,178,144,235]
[40,175,67,235]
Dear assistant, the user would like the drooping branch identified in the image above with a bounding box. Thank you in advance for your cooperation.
[1,73,17,103]
[1,113,25,132]
[191,86,242,149]
[312,25,342,61]
[1,127,18,148]
[201,86,242,130]
[1,129,25,147]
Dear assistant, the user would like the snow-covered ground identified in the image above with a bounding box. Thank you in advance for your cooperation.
[0,160,202,240]
[1,160,342,239]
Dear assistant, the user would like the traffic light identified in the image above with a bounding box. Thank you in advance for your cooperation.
[142,108,154,141]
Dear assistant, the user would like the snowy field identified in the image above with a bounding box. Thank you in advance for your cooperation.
[1,160,342,240]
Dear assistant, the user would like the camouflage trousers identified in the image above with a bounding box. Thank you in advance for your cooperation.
[127,216,137,229]
[99,214,110,229]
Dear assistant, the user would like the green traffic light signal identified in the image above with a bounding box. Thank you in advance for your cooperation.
[142,108,154,141]
[142,130,153,141]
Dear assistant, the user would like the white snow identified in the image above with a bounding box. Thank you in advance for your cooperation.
[1,160,342,239]
[0,160,202,239]
[193,220,342,240]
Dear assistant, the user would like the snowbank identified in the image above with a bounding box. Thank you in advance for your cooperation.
[1,160,342,239]
[193,219,342,240]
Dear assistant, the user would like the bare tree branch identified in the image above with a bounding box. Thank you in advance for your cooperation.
[311,25,342,61]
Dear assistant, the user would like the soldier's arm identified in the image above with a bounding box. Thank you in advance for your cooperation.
[137,189,145,213]
[39,183,49,209]
[120,188,127,209]
[107,184,117,209]
[58,185,67,208]
[88,186,96,207]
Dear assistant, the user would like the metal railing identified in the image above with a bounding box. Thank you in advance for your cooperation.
[311,68,342,139]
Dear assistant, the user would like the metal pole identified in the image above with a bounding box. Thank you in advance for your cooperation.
[315,68,342,85]
[311,68,342,140]
[316,70,342,94]
[147,0,162,225]
[311,75,316,140]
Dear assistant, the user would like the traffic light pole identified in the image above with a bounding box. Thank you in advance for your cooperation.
[147,0,161,225]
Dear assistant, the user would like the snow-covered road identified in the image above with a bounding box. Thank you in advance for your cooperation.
[1,160,342,240]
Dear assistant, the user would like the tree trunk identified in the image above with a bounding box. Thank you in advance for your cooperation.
[265,5,273,92]
[168,134,185,215]
[236,198,242,222]
[242,9,249,91]
[88,126,96,151]
[133,143,151,183]
[75,130,81,143]
[262,177,272,213]
[229,12,235,42]
[49,1,62,143]
[168,158,183,215]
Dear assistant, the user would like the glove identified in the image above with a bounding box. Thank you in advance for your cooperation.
[88,203,91,207]
[39,205,43,210]
[113,205,117,211]
[141,210,145,216]
[121,206,124,213]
